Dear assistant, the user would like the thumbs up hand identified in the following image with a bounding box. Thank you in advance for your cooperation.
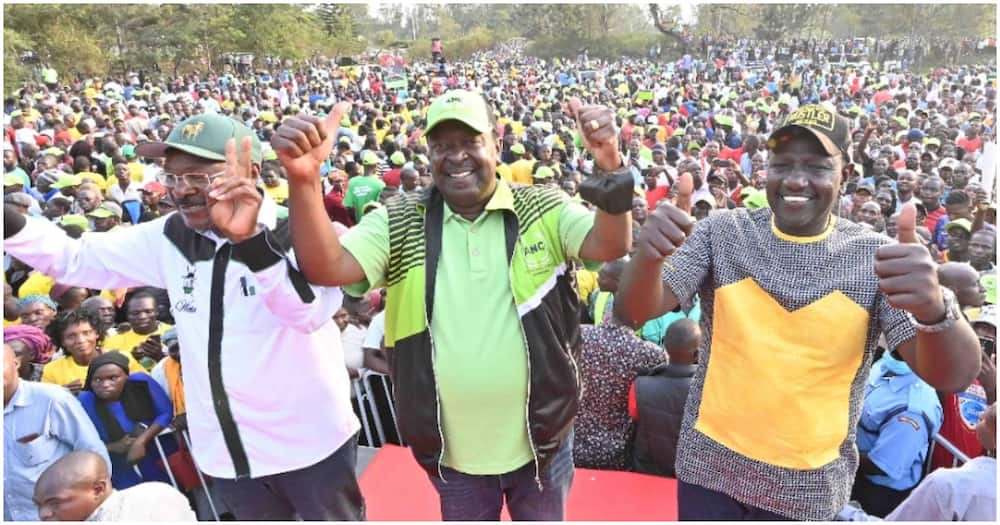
[875,202,946,323]
[634,173,696,263]
[272,102,352,185]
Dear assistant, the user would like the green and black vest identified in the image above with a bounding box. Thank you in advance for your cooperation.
[383,180,584,479]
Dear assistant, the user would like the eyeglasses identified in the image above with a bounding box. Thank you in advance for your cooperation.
[157,171,224,190]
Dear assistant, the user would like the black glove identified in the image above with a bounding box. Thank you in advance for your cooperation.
[578,169,635,215]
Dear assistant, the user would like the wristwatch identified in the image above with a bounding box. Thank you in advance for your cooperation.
[908,287,962,334]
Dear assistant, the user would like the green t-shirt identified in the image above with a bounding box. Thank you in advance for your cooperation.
[343,175,385,221]
[340,184,596,474]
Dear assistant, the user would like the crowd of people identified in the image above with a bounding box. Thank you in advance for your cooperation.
[3,32,997,522]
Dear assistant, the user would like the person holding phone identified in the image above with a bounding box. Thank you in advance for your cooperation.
[102,291,172,370]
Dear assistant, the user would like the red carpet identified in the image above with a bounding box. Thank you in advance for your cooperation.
[359,445,678,521]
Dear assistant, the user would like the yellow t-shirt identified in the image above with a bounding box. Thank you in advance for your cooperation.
[496,163,513,182]
[4,318,22,328]
[576,269,600,305]
[508,159,536,186]
[18,273,55,298]
[128,162,145,183]
[40,351,145,386]
[102,324,172,355]
[263,181,290,204]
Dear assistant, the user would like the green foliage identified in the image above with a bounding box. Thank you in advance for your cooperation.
[528,34,663,61]
[3,3,372,80]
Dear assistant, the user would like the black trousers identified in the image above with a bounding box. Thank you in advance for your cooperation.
[209,434,365,521]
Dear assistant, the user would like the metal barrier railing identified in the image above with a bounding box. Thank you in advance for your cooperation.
[133,428,221,521]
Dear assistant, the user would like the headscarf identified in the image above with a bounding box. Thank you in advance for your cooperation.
[84,352,156,442]
[16,294,57,311]
[3,324,56,364]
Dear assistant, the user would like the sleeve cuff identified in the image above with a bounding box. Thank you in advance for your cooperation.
[232,229,283,272]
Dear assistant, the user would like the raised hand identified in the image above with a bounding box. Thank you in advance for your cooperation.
[875,202,945,323]
[272,102,351,184]
[207,136,262,243]
[569,97,621,172]
[635,173,695,262]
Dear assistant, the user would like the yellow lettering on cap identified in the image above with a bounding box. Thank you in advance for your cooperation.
[786,106,834,132]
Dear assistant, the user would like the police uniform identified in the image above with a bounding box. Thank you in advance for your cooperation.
[853,352,943,517]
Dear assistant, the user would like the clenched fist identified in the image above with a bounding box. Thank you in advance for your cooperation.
[634,173,696,262]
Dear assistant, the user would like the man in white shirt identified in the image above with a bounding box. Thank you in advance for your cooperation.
[4,113,364,520]
[33,451,196,522]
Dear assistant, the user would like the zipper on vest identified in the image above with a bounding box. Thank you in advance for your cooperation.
[510,268,542,491]
[424,308,448,483]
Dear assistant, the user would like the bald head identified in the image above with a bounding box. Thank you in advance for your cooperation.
[34,451,110,521]
[79,296,115,327]
[938,262,985,308]
[663,319,701,365]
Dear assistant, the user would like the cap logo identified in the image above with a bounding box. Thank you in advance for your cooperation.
[786,106,834,132]
[444,95,463,104]
[182,122,205,140]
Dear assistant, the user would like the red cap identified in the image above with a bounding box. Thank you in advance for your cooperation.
[142,181,167,195]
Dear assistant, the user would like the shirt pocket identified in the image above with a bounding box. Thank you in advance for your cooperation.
[14,432,59,467]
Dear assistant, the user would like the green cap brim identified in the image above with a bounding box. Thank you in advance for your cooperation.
[87,209,116,219]
[425,109,491,136]
[135,141,227,162]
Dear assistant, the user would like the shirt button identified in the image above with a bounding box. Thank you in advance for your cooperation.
[471,249,480,257]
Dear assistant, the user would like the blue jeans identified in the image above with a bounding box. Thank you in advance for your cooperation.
[678,480,791,521]
[429,433,575,521]
[210,434,365,521]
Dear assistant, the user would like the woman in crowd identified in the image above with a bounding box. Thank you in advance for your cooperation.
[40,309,144,393]
[76,351,176,489]
[3,324,55,381]
[17,294,58,330]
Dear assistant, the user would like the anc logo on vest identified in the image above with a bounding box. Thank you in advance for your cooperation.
[521,235,553,274]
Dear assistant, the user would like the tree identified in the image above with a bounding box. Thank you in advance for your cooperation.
[648,4,687,48]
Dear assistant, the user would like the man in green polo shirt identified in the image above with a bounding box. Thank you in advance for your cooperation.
[274,91,633,520]
[343,150,385,222]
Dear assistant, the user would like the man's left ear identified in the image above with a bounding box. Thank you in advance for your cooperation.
[93,478,108,500]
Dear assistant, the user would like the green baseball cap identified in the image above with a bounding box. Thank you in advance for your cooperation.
[533,166,555,180]
[510,144,526,155]
[59,214,89,230]
[424,90,492,136]
[121,144,136,159]
[135,113,262,164]
[86,201,123,219]
[361,151,379,166]
[4,173,24,187]
[390,151,406,166]
[51,174,82,189]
